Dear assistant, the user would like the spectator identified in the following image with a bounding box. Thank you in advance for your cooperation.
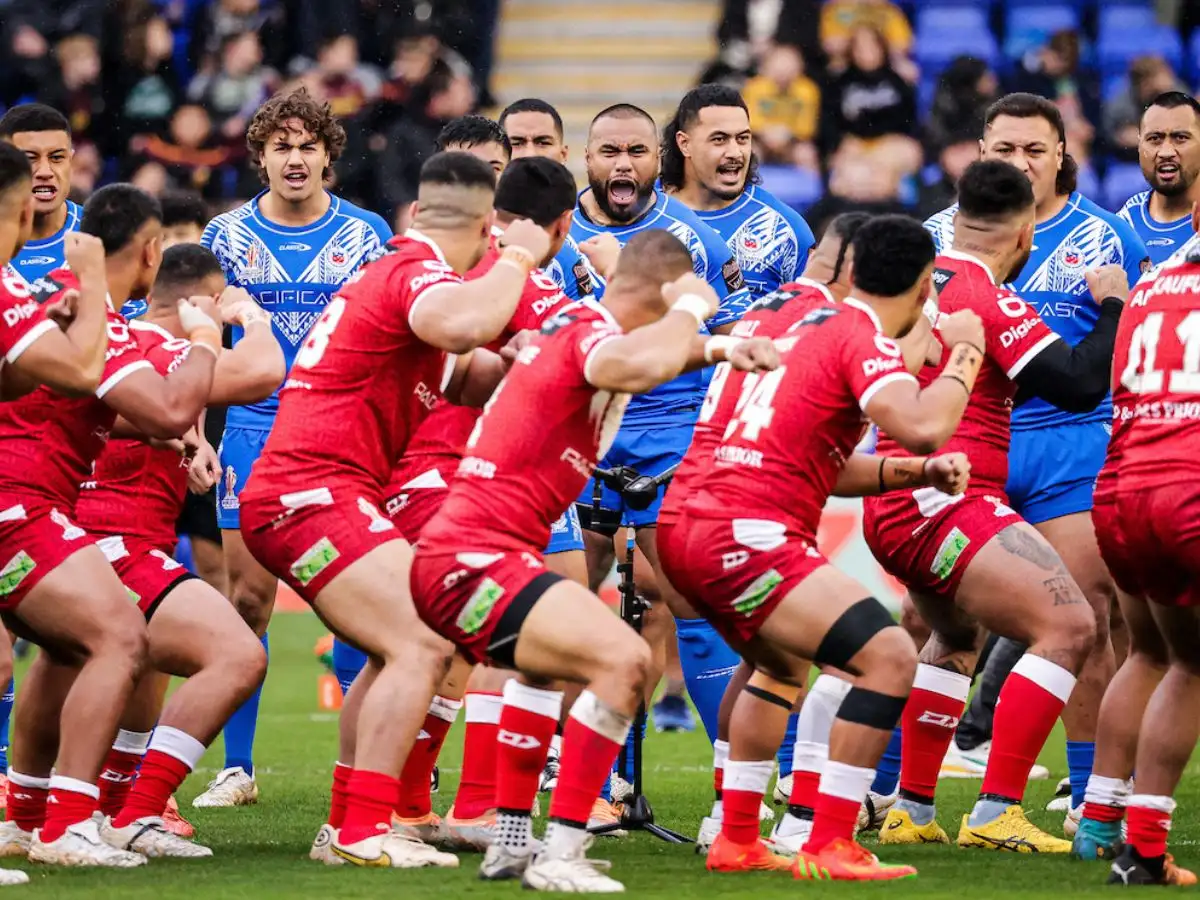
[191,0,290,74]
[820,0,912,73]
[1103,55,1188,158]
[105,11,183,154]
[1011,31,1100,154]
[39,33,105,149]
[804,144,909,235]
[821,26,922,176]
[917,129,978,219]
[301,34,382,121]
[925,56,998,156]
[188,31,279,141]
[711,0,823,79]
[741,44,821,171]
[126,102,241,200]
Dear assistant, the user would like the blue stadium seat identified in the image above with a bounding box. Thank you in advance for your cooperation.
[1189,30,1200,82]
[909,0,993,8]
[1102,162,1147,212]
[915,6,990,37]
[1097,26,1183,78]
[1076,162,1101,201]
[917,32,1001,75]
[758,165,824,212]
[1096,5,1158,41]
[1003,6,1080,59]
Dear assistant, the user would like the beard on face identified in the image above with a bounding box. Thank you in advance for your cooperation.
[588,171,656,224]
[1151,165,1195,198]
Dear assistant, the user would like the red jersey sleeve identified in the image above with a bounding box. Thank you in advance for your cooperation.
[0,267,61,364]
[97,312,154,399]
[510,269,570,333]
[575,319,624,387]
[981,288,1058,380]
[841,319,917,411]
[401,257,464,328]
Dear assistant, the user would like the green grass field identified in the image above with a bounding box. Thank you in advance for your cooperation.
[6,612,1195,898]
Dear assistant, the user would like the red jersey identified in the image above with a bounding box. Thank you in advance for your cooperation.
[419,303,625,554]
[1109,255,1200,491]
[0,280,151,509]
[393,244,570,485]
[242,232,462,499]
[659,279,834,527]
[872,251,1057,494]
[0,266,58,375]
[681,298,916,539]
[75,322,193,547]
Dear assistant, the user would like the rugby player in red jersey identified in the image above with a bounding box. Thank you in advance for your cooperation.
[862,162,1128,853]
[237,151,553,869]
[409,230,778,892]
[1070,233,1200,886]
[0,185,222,868]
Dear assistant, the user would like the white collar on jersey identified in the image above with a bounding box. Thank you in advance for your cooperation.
[489,225,504,238]
[843,296,883,331]
[792,277,836,304]
[105,293,115,312]
[938,248,999,285]
[405,228,449,264]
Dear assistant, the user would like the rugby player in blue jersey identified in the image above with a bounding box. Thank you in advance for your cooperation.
[196,88,391,808]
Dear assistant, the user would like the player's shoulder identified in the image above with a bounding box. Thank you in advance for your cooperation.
[1118,190,1150,223]
[63,199,83,232]
[923,204,958,248]
[205,199,257,230]
[745,185,813,235]
[329,196,392,240]
[1072,192,1140,241]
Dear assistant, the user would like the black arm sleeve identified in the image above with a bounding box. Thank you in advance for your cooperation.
[1012,298,1123,412]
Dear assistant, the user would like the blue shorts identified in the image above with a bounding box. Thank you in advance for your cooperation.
[216,427,270,530]
[332,639,368,694]
[1006,420,1108,525]
[546,505,585,554]
[577,423,693,530]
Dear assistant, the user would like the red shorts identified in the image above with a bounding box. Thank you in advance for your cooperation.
[410,546,562,666]
[239,485,402,603]
[1100,487,1200,607]
[383,475,449,544]
[659,512,827,645]
[96,536,195,619]
[863,490,1020,600]
[0,499,95,610]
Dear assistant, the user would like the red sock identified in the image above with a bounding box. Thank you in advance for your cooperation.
[805,760,875,852]
[395,696,462,819]
[790,770,821,810]
[790,740,826,811]
[495,682,560,814]
[713,739,728,802]
[714,766,724,800]
[340,770,400,846]
[329,763,352,829]
[981,655,1075,801]
[1127,797,1175,860]
[721,760,773,844]
[1082,801,1124,823]
[548,691,630,826]
[454,692,501,819]
[6,772,48,832]
[113,751,191,828]
[98,748,144,817]
[900,665,970,801]
[40,777,100,843]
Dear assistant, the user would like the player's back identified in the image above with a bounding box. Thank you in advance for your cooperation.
[8,199,81,284]
[694,184,815,299]
[244,233,457,496]
[683,299,910,538]
[1119,190,1193,267]
[75,321,193,545]
[421,303,627,555]
[200,192,392,430]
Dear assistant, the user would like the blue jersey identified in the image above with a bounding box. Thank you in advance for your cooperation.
[9,200,81,283]
[546,233,604,300]
[571,189,753,426]
[1117,190,1192,267]
[925,192,1148,431]
[693,184,814,299]
[202,192,391,430]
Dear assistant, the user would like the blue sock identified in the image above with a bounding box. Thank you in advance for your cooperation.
[174,535,195,573]
[674,618,740,744]
[776,713,799,777]
[1066,740,1095,809]
[871,726,903,795]
[331,638,368,696]
[224,632,268,776]
[618,717,646,783]
[0,676,12,773]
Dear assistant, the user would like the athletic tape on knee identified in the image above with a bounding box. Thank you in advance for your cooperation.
[569,690,632,745]
[814,598,899,671]
[744,671,801,710]
[837,686,908,731]
[113,729,152,755]
[428,695,465,724]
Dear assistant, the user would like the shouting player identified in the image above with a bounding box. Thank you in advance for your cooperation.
[661,215,981,881]
[869,161,1129,852]
[198,87,391,808]
[925,95,1148,822]
[239,151,553,869]
[0,184,220,868]
[1119,92,1200,266]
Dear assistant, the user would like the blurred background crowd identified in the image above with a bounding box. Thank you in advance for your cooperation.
[0,0,1195,234]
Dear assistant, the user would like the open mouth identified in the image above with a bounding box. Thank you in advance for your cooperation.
[283,170,309,188]
[31,185,57,202]
[607,178,637,206]
[716,161,744,183]
[1157,162,1181,183]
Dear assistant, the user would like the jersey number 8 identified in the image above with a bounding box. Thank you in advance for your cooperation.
[296,297,347,369]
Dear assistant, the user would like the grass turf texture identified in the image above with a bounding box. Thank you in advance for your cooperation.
[5,612,1184,897]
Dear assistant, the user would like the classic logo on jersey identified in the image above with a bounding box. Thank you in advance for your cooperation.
[730,208,801,285]
[290,536,341,587]
[278,242,312,252]
[666,221,709,278]
[17,256,54,267]
[931,527,970,581]
[457,577,505,635]
[0,551,35,598]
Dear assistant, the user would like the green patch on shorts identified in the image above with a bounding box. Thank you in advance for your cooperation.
[732,569,782,616]
[0,551,35,597]
[125,586,141,605]
[457,577,505,635]
[290,537,341,587]
[931,527,970,582]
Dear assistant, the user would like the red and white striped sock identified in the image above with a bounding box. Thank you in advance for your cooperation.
[900,665,970,802]
[98,729,151,817]
[453,692,502,819]
[721,759,773,845]
[805,760,875,852]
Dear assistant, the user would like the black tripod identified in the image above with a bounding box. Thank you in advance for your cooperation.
[586,464,691,844]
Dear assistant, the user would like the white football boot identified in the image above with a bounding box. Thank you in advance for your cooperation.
[309,824,344,866]
[29,818,146,867]
[191,767,258,808]
[523,839,624,893]
[100,815,212,858]
[332,830,459,868]
[0,822,31,858]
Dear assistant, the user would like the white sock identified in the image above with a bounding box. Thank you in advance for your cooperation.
[543,819,589,858]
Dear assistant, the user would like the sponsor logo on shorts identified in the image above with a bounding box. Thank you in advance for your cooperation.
[732,569,782,616]
[221,466,239,510]
[0,551,36,597]
[290,537,341,587]
[457,577,505,635]
[125,586,141,605]
[356,498,395,534]
[50,508,85,541]
[930,527,970,581]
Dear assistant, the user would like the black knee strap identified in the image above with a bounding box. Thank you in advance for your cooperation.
[743,684,793,711]
[837,687,908,731]
[814,597,897,670]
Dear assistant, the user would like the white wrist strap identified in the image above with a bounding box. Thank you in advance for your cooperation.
[703,335,740,364]
[670,293,710,326]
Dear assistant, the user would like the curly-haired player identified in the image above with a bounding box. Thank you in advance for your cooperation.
[196,87,392,808]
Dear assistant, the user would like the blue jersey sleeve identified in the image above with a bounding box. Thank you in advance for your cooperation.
[698,223,754,330]
[361,211,393,247]
[778,203,815,281]
[1110,212,1151,289]
[923,206,956,253]
[200,217,235,283]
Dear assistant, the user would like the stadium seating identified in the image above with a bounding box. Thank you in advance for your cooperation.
[1102,161,1147,211]
[758,165,824,212]
[1003,5,1081,59]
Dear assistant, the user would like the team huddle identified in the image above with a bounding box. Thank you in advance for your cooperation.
[0,75,1195,893]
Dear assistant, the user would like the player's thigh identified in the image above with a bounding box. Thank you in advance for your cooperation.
[223,527,277,600]
[1148,603,1200,674]
[1116,588,1168,667]
[147,576,266,677]
[1035,510,1115,624]
[189,535,226,593]
[512,578,650,686]
[899,591,932,648]
[544,550,587,587]
[634,525,700,618]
